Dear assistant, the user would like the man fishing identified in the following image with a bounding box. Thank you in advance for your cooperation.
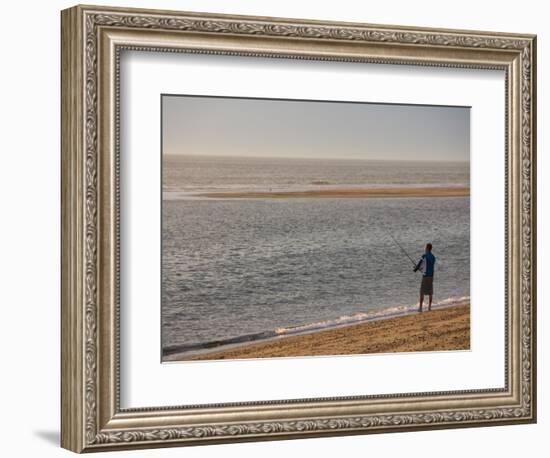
[414,243,436,312]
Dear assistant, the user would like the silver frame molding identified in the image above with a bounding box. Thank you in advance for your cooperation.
[61,4,537,453]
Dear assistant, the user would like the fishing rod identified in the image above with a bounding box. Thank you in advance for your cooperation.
[387,232,418,268]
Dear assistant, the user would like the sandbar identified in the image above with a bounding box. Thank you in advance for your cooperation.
[197,186,469,199]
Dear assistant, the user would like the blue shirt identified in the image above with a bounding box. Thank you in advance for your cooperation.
[417,252,436,277]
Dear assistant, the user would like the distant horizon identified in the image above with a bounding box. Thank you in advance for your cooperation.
[163,95,470,163]
[163,152,469,164]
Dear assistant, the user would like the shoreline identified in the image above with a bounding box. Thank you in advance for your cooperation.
[164,303,470,362]
[196,186,469,199]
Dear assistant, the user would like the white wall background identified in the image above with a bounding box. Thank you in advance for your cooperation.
[0,0,546,456]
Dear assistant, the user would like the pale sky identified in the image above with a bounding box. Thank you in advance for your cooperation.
[162,95,470,162]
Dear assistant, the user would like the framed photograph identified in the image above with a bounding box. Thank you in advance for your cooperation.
[61,4,537,453]
[160,95,472,363]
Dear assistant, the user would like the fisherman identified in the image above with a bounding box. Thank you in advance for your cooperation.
[414,243,436,312]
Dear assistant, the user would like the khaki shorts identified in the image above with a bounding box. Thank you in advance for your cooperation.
[420,276,433,295]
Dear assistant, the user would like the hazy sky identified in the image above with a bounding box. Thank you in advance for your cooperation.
[162,95,469,162]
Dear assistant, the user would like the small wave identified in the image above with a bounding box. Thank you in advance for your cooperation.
[274,296,470,337]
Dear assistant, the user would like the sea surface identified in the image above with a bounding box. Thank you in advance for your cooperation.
[162,155,470,356]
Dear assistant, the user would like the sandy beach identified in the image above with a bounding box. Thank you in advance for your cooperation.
[197,186,469,199]
[164,303,470,361]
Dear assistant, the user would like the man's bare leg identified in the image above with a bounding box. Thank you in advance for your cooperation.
[418,293,424,312]
[428,294,433,311]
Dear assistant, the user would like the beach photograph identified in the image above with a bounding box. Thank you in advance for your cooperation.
[161,95,470,362]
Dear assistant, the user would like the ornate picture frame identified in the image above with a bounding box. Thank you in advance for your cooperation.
[61,4,536,453]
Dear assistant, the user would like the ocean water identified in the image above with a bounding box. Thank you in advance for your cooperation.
[162,155,470,356]
[163,154,469,196]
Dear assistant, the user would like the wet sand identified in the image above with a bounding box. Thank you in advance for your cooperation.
[165,304,470,361]
[197,186,469,199]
